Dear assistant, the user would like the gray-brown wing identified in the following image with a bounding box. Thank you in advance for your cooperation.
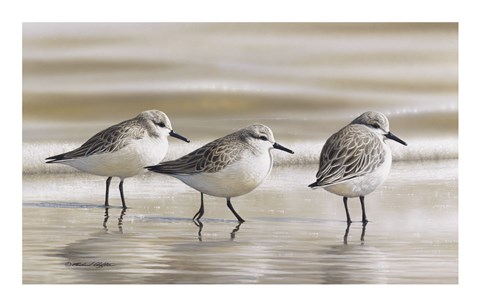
[148,133,247,175]
[315,125,385,186]
[47,119,145,161]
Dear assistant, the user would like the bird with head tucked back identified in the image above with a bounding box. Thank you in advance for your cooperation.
[308,111,407,224]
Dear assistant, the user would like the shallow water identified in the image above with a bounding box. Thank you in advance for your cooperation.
[22,23,458,284]
[23,161,457,284]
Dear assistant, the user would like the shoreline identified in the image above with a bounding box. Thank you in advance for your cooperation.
[23,160,458,284]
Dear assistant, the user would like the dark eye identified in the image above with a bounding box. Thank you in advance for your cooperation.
[260,136,268,141]
[158,122,166,128]
[372,123,380,129]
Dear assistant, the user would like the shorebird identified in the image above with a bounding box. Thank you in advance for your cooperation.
[46,110,190,208]
[146,124,294,222]
[308,111,407,224]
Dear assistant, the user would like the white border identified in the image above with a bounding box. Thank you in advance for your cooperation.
[4,0,477,305]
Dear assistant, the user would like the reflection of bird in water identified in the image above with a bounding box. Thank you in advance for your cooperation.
[58,210,179,283]
[230,223,242,240]
[321,224,388,284]
[193,219,203,241]
[192,220,243,242]
[343,222,368,245]
[57,214,255,283]
[46,110,190,208]
[103,207,127,233]
[309,111,407,224]
[146,124,293,222]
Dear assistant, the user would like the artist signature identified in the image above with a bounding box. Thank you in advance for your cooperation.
[65,261,115,268]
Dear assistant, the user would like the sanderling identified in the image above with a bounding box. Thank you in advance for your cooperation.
[308,111,407,224]
[46,110,190,208]
[146,124,294,222]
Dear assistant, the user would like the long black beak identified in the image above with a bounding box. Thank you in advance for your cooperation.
[169,130,190,143]
[385,131,407,146]
[273,142,294,154]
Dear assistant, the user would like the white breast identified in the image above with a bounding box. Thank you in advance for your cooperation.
[62,135,168,179]
[173,149,273,198]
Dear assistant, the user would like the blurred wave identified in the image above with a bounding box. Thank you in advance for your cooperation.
[23,23,457,121]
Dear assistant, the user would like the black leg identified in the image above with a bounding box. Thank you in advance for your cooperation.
[105,177,112,206]
[119,179,127,208]
[193,192,205,221]
[343,197,352,224]
[226,198,245,223]
[359,196,368,224]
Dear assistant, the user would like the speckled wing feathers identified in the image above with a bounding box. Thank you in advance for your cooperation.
[48,119,145,161]
[149,132,250,175]
[315,125,385,186]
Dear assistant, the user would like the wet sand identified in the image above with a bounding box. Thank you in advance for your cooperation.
[22,160,457,284]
